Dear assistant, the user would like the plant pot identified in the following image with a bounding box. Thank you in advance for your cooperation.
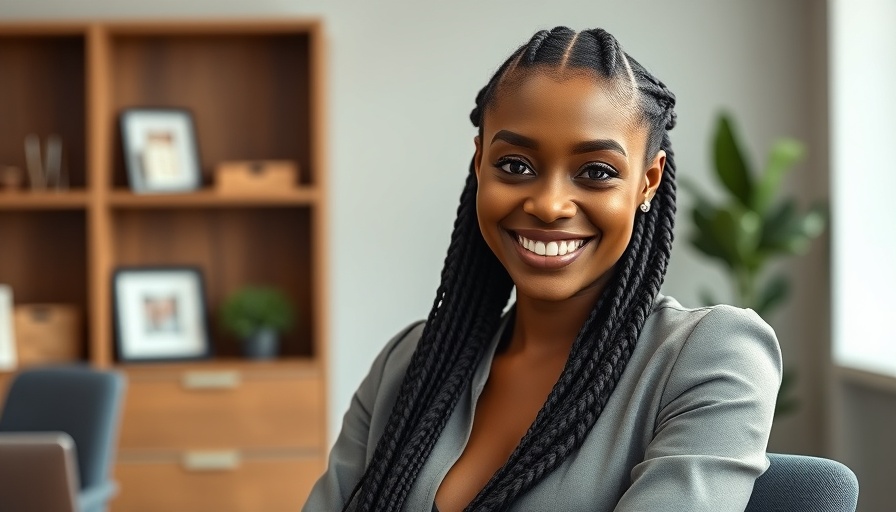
[242,329,280,359]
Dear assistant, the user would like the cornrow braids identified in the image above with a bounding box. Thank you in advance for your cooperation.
[345,26,678,511]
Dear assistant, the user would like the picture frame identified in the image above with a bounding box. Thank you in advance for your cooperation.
[0,284,17,370]
[113,267,211,363]
[120,108,202,194]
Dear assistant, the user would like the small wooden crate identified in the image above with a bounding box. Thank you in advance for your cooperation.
[13,304,82,366]
[214,160,298,194]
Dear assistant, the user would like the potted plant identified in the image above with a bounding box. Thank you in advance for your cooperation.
[682,112,827,417]
[219,286,295,359]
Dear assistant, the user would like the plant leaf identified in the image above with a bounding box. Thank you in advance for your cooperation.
[755,138,804,214]
[691,204,716,236]
[690,232,730,264]
[706,209,740,266]
[699,288,720,307]
[714,113,754,208]
[755,273,790,318]
[219,286,295,340]
[736,210,762,259]
[760,201,829,256]
[690,204,732,264]
[709,206,761,268]
[759,199,800,254]
[802,202,828,238]
[775,366,799,418]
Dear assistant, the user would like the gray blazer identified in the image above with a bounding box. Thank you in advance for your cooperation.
[305,294,782,511]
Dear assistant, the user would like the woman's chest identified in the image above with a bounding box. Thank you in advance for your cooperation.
[406,356,663,512]
[435,354,565,510]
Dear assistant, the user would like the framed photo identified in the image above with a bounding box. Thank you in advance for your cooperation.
[120,108,202,194]
[113,267,211,363]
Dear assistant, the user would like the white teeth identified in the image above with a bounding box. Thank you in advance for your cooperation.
[515,234,587,257]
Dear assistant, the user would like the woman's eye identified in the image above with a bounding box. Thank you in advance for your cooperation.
[577,164,617,182]
[496,159,534,176]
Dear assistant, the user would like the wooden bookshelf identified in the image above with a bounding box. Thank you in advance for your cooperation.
[0,20,328,511]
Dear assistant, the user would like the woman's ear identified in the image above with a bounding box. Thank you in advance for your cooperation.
[642,150,666,200]
[473,135,483,180]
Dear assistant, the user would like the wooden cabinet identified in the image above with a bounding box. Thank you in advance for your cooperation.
[120,363,324,451]
[116,360,324,511]
[114,455,322,512]
[0,20,328,510]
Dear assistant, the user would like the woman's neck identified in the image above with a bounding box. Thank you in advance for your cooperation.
[507,287,601,359]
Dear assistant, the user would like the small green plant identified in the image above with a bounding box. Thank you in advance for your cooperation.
[683,112,827,417]
[219,286,295,339]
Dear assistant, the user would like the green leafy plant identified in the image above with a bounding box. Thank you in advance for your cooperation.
[219,286,295,340]
[682,112,827,417]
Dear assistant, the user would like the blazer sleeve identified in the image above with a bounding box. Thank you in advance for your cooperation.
[614,306,783,512]
[303,321,423,512]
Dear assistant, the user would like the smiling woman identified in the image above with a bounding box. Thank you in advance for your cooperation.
[474,73,664,302]
[305,26,781,512]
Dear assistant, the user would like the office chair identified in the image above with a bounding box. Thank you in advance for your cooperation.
[0,365,126,512]
[746,453,859,512]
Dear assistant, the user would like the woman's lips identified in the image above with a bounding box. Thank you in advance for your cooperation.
[506,229,593,270]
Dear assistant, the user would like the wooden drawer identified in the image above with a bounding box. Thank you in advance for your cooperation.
[119,365,324,450]
[112,452,323,512]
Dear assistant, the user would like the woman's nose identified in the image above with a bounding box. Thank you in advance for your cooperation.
[522,175,577,223]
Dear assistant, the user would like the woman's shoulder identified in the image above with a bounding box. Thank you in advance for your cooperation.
[372,320,427,377]
[642,293,782,383]
[647,293,776,342]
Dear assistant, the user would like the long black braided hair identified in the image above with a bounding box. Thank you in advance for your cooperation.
[345,26,678,511]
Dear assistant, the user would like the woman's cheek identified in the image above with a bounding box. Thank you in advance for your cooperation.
[477,180,514,220]
[587,194,632,229]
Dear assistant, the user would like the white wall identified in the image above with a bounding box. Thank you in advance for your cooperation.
[829,1,896,510]
[0,0,827,451]
[830,0,896,377]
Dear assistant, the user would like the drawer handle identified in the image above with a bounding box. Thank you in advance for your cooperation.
[183,450,241,471]
[182,371,241,390]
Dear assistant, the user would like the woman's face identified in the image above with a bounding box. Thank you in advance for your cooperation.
[474,71,665,303]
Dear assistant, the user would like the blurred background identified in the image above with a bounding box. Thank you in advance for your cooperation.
[0,0,893,511]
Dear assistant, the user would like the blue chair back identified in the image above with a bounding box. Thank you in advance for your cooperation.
[746,453,859,512]
[0,365,126,512]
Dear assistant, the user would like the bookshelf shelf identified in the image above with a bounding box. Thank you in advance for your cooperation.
[107,187,320,209]
[0,191,90,210]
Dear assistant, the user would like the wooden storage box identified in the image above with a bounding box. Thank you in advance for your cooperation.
[13,304,82,366]
[214,160,298,194]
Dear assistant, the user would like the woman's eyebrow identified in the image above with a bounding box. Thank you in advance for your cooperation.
[571,139,627,156]
[490,130,627,157]
[491,130,538,149]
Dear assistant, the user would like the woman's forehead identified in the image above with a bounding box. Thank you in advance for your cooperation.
[483,71,648,152]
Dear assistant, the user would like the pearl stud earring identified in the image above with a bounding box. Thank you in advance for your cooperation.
[640,199,651,213]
